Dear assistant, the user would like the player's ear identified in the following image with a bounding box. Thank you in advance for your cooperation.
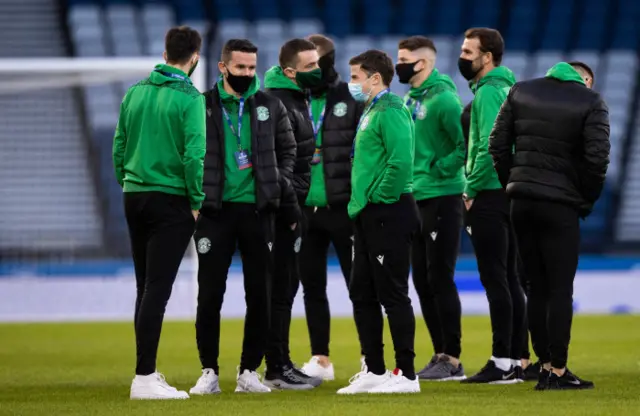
[163,51,168,62]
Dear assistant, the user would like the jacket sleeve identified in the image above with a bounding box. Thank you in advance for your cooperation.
[183,94,207,210]
[464,84,508,199]
[274,99,301,224]
[580,96,610,203]
[489,87,516,189]
[432,93,466,178]
[373,106,415,200]
[112,95,128,188]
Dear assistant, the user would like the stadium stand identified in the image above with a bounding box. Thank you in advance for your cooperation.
[3,0,639,258]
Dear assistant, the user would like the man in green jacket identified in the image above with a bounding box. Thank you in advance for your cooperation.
[396,35,467,381]
[337,50,420,395]
[457,27,527,384]
[112,26,205,400]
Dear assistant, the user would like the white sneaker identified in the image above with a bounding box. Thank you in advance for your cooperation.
[336,370,391,395]
[360,356,368,373]
[189,368,221,395]
[301,357,335,381]
[369,369,421,394]
[235,368,271,393]
[130,372,189,400]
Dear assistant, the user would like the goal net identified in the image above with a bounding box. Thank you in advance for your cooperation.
[0,57,206,321]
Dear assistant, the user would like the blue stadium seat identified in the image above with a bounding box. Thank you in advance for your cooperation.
[467,0,500,30]
[394,0,429,35]
[213,0,246,20]
[363,1,392,36]
[281,0,316,20]
[248,0,280,20]
[540,0,574,50]
[611,0,640,49]
[433,0,463,35]
[505,0,539,51]
[575,0,608,50]
[324,0,352,37]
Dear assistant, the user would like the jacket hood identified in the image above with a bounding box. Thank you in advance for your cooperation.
[216,74,261,101]
[408,68,457,98]
[545,62,586,85]
[472,66,516,93]
[148,64,192,85]
[264,66,301,91]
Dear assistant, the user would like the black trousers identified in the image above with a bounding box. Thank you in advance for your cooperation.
[265,217,302,371]
[511,199,580,369]
[350,194,419,378]
[194,203,274,374]
[411,195,463,359]
[124,192,195,376]
[298,205,356,357]
[466,189,526,360]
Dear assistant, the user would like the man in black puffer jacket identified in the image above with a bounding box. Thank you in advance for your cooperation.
[191,39,298,394]
[489,61,610,391]
[262,38,321,390]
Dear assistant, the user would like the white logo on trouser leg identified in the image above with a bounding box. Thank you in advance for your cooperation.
[294,237,302,253]
[350,235,355,260]
[267,242,273,252]
[377,255,384,265]
[430,231,437,241]
[197,237,211,254]
[466,226,472,236]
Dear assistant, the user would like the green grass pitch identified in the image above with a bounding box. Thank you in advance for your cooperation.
[1,315,639,415]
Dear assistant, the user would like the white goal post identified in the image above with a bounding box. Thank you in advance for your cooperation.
[0,57,208,95]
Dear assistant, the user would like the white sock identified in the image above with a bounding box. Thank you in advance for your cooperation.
[511,359,522,368]
[491,356,512,371]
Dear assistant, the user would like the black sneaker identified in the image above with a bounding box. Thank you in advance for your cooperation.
[416,354,439,378]
[523,361,541,381]
[547,369,594,390]
[291,365,323,387]
[460,360,519,384]
[534,368,551,390]
[515,365,525,382]
[264,365,316,390]
[418,355,467,381]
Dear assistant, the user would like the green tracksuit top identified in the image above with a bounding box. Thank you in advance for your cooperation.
[348,91,415,218]
[305,92,328,207]
[218,76,261,203]
[113,64,206,210]
[465,66,516,199]
[404,69,466,200]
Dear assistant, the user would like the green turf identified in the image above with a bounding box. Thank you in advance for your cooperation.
[1,315,639,415]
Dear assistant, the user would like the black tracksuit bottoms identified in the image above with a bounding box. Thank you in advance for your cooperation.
[124,192,195,376]
[350,194,420,379]
[194,203,275,374]
[511,199,580,369]
[265,217,302,371]
[411,194,463,359]
[298,205,358,357]
[465,189,527,360]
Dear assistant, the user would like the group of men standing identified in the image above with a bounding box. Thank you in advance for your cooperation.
[113,24,610,400]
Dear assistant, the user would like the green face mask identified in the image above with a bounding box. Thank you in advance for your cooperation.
[295,68,323,89]
[188,59,199,77]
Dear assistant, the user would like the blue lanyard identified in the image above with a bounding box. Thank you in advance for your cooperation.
[155,70,192,84]
[352,89,390,158]
[405,90,428,121]
[220,97,245,150]
[307,95,326,145]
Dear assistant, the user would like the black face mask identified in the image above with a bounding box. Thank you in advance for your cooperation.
[225,67,254,95]
[318,50,338,83]
[458,57,481,81]
[395,61,420,84]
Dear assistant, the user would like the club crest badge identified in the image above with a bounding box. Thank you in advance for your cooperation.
[197,237,211,254]
[256,106,270,121]
[333,102,347,117]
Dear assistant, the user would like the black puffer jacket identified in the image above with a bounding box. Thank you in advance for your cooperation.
[201,85,300,222]
[264,67,315,204]
[317,79,363,206]
[489,66,610,217]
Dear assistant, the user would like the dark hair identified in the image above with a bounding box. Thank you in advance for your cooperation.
[398,36,437,53]
[221,39,258,63]
[568,61,595,85]
[165,26,202,64]
[348,49,395,86]
[307,34,335,56]
[464,28,504,66]
[279,38,318,69]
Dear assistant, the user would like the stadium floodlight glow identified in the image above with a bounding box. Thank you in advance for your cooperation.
[0,57,207,95]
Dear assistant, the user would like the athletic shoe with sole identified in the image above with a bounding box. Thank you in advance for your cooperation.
[130,372,189,400]
[369,369,420,394]
[264,365,316,390]
[416,354,439,378]
[460,360,519,384]
[189,368,221,395]
[337,371,391,394]
[418,355,466,381]
[547,369,594,390]
[534,368,551,390]
[235,368,271,393]
[301,356,335,381]
[523,361,541,381]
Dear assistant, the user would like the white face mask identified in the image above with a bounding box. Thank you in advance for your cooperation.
[348,76,374,102]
